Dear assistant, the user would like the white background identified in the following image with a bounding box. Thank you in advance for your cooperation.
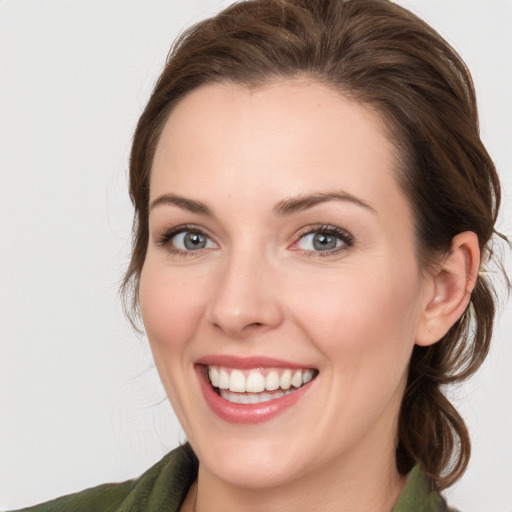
[0,0,510,510]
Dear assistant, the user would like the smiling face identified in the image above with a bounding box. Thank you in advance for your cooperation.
[139,80,432,491]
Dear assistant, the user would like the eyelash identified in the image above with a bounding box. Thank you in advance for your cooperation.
[155,224,354,257]
[156,224,214,257]
[293,224,354,257]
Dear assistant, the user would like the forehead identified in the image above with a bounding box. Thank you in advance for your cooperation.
[150,80,409,221]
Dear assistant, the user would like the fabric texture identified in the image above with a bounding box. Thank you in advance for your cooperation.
[8,445,456,512]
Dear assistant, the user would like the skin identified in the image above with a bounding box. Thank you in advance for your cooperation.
[139,80,479,512]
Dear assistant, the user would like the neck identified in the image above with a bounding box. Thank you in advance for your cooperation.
[184,441,406,512]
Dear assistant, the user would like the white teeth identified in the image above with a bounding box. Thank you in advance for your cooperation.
[208,367,219,388]
[218,369,230,390]
[220,389,296,404]
[229,369,246,392]
[291,370,303,388]
[246,393,260,404]
[246,371,266,393]
[208,366,316,394]
[303,370,313,384]
[227,392,240,404]
[265,370,280,391]
[280,369,292,390]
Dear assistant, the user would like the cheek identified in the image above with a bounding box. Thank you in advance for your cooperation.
[288,262,423,372]
[138,261,209,354]
[286,264,424,437]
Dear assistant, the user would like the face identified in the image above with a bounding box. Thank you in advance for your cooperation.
[139,80,431,489]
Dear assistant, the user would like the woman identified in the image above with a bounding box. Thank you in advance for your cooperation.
[5,0,509,510]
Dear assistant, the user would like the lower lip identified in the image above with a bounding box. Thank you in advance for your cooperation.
[196,366,314,424]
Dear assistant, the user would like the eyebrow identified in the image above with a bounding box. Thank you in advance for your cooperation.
[149,194,213,216]
[149,190,375,217]
[273,191,376,216]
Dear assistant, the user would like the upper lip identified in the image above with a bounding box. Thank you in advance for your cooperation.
[195,355,316,370]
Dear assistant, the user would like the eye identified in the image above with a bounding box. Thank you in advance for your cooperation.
[156,226,217,254]
[172,231,214,251]
[294,226,353,254]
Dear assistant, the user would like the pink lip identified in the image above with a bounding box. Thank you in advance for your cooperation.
[196,355,310,370]
[195,357,317,424]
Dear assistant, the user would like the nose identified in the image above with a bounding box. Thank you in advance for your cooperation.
[205,248,284,338]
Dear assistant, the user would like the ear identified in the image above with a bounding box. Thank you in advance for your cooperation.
[415,231,481,347]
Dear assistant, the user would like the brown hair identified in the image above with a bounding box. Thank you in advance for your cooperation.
[122,0,507,489]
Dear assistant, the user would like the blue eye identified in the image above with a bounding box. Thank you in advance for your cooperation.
[171,231,215,251]
[157,226,216,253]
[296,227,353,253]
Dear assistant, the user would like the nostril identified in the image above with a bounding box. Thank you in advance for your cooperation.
[241,322,266,332]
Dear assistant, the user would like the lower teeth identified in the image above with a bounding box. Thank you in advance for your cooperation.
[218,388,296,404]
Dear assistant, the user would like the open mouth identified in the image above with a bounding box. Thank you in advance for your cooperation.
[205,366,319,405]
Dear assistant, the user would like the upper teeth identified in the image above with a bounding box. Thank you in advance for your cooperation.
[208,366,314,393]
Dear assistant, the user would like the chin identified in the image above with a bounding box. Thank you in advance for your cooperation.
[188,427,317,489]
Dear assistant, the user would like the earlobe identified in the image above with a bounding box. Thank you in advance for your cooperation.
[415,232,481,347]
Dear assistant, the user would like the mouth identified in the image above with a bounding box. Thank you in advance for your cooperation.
[195,356,319,423]
[204,365,319,405]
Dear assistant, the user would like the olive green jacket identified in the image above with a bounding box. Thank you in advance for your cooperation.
[8,445,456,511]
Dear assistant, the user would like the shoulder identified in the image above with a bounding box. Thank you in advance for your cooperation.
[393,466,460,512]
[6,444,198,512]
